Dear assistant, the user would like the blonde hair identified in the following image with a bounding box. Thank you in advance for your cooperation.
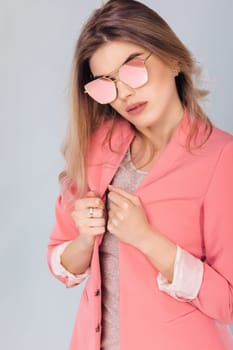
[60,0,212,197]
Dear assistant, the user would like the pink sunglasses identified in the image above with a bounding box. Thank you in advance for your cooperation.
[84,52,152,104]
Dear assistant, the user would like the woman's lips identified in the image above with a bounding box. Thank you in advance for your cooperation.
[126,102,148,116]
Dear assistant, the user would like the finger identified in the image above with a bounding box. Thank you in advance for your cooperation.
[108,191,130,209]
[108,185,139,205]
[86,207,104,218]
[73,207,104,220]
[75,207,104,219]
[107,219,112,233]
[108,200,118,212]
[74,216,105,228]
[87,218,106,228]
[86,190,100,198]
[107,219,118,233]
[107,207,115,220]
[108,210,113,220]
[75,197,104,210]
[81,226,106,236]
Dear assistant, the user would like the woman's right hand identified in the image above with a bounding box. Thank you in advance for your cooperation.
[71,191,106,246]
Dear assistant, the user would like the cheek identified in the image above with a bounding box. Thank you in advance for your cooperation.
[110,66,175,113]
[150,64,173,89]
[149,66,177,101]
[110,100,122,114]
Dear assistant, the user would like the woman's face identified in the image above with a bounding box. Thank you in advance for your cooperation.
[89,40,183,132]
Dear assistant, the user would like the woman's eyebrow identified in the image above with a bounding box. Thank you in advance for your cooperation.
[93,52,143,79]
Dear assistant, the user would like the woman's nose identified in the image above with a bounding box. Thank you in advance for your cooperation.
[115,80,135,101]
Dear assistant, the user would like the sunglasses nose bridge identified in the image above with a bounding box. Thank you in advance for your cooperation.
[114,79,135,101]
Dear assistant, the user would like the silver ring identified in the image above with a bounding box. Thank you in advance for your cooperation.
[88,207,94,218]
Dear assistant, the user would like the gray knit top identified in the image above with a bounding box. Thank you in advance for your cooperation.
[100,149,147,350]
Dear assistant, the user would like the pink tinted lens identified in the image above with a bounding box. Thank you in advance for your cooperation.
[85,78,116,104]
[119,58,148,88]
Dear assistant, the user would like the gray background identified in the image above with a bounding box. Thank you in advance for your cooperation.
[0,1,232,349]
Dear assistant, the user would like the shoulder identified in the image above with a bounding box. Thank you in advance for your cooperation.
[204,124,233,160]
[180,115,233,181]
[209,125,233,146]
[196,124,233,185]
[185,112,233,159]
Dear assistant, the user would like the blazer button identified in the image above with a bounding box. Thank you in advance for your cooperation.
[94,289,100,296]
[95,324,100,332]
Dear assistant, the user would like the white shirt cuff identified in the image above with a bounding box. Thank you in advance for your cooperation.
[157,246,204,301]
[51,241,90,287]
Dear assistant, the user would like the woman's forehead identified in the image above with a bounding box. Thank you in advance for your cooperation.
[89,40,146,76]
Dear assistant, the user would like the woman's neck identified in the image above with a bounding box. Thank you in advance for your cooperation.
[130,106,184,171]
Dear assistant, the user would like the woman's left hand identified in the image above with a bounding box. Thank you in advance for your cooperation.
[107,185,153,248]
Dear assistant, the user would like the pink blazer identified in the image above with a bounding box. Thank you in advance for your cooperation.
[48,112,233,350]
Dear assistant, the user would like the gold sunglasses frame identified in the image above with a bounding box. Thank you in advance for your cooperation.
[84,52,152,103]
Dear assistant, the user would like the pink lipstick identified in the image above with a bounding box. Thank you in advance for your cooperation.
[126,102,147,116]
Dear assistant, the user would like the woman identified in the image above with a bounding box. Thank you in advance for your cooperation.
[47,0,233,349]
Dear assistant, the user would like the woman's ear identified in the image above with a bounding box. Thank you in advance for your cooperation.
[170,59,180,77]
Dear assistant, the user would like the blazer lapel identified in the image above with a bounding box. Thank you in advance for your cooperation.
[87,119,135,197]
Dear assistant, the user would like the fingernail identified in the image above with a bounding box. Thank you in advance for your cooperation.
[90,189,98,194]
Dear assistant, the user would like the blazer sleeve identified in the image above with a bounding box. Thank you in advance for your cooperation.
[190,140,233,324]
[47,192,85,287]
